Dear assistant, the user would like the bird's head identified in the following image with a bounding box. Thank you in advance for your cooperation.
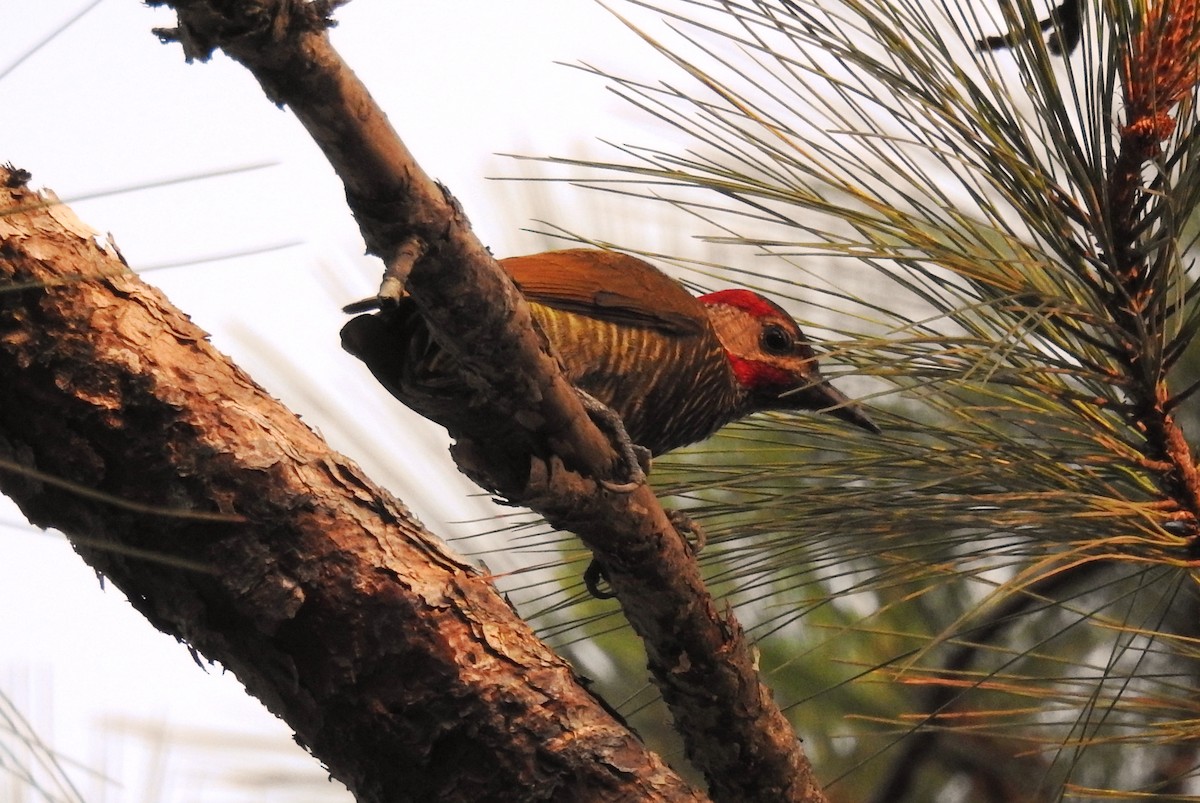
[699,289,880,434]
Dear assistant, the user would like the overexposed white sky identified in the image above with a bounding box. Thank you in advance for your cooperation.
[1,2,676,800]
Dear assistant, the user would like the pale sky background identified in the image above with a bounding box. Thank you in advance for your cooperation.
[0,2,690,800]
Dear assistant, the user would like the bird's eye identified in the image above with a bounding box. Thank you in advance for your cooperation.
[760,324,793,355]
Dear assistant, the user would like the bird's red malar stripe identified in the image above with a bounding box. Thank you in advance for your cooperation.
[725,351,793,390]
[699,288,786,319]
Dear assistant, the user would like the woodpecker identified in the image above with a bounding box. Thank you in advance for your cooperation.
[340,248,879,462]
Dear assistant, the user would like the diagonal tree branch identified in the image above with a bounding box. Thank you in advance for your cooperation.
[0,169,700,802]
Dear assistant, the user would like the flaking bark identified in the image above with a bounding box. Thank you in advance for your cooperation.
[0,173,701,803]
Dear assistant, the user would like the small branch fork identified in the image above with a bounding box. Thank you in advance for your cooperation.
[150,2,825,801]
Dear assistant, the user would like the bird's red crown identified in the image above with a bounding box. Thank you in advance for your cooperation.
[697,288,789,320]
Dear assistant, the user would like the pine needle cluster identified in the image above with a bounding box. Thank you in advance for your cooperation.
[518,0,1200,796]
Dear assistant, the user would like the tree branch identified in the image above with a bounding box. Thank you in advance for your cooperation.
[0,171,700,801]
[145,1,827,800]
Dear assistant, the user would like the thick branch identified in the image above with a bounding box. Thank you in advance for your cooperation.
[0,173,699,802]
[149,1,826,800]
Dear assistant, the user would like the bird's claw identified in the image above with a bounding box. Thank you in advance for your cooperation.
[599,477,642,493]
[574,388,651,492]
[668,509,706,556]
[583,560,616,599]
[599,446,651,491]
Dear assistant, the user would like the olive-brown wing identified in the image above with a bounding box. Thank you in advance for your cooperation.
[501,249,709,337]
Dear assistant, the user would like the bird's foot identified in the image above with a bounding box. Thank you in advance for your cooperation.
[583,560,616,600]
[573,388,651,492]
[668,509,706,556]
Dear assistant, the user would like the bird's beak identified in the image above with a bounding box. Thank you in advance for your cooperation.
[787,379,881,434]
